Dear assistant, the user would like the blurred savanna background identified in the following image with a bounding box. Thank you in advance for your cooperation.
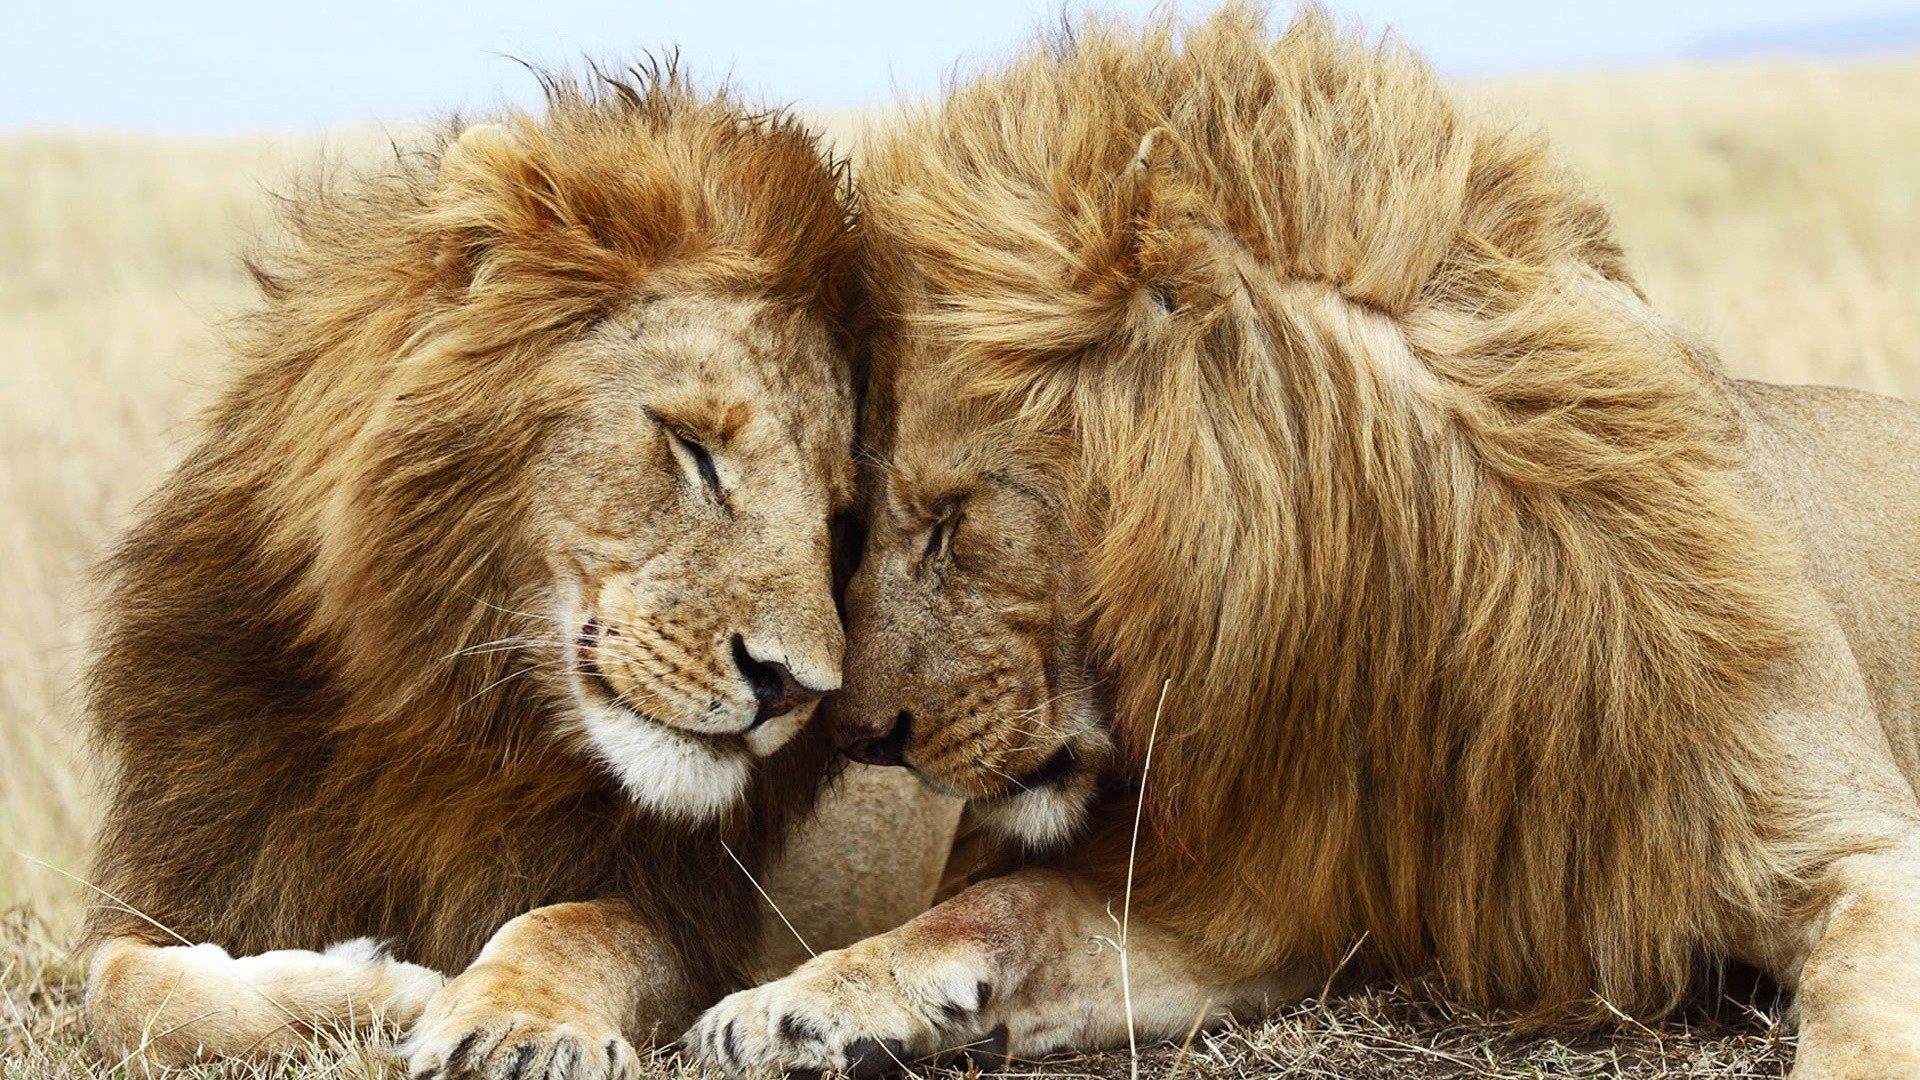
[4,0,1919,1076]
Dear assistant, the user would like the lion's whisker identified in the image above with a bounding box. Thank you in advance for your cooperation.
[460,592,552,624]
[456,661,570,711]
[444,635,565,661]
[978,761,1031,794]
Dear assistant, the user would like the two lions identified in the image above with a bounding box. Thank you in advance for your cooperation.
[81,71,960,1077]
[85,10,1920,1080]
[690,9,1920,1079]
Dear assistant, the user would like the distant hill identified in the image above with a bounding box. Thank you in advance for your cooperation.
[1689,10,1920,58]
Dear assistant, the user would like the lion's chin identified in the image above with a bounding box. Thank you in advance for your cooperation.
[970,783,1091,849]
[578,702,752,822]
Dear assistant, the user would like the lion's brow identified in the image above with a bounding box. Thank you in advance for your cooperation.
[983,470,1052,509]
[651,399,753,444]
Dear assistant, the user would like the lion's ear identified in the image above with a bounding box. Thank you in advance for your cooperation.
[1074,129,1177,308]
[430,120,560,291]
[439,123,519,184]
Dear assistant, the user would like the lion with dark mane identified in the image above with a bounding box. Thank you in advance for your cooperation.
[692,8,1920,1077]
[81,68,958,1079]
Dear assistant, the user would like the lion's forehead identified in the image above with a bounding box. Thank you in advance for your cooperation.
[589,292,856,499]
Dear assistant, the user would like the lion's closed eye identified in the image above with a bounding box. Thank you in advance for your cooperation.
[922,503,959,563]
[649,410,725,497]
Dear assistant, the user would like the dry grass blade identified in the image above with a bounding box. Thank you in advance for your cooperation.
[720,840,816,960]
[1115,678,1169,1080]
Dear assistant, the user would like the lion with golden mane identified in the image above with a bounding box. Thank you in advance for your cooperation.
[81,69,958,1079]
[692,8,1920,1077]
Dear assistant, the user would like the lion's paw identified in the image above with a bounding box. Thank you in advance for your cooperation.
[685,948,999,1078]
[405,965,639,1080]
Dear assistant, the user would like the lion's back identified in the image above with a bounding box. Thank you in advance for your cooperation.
[1736,378,1920,781]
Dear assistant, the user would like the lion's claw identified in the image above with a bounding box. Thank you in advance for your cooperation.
[685,949,992,1078]
[406,979,639,1080]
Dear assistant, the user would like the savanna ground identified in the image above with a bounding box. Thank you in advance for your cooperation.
[5,53,1919,1079]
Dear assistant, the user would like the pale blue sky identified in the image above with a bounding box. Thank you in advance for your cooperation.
[8,0,1918,132]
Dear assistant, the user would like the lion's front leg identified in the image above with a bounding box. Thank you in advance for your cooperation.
[405,900,685,1080]
[687,869,1306,1077]
[1786,835,1920,1078]
[86,935,445,1077]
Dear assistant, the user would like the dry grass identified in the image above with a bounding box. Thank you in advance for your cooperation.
[2,902,1793,1078]
[4,53,1917,1079]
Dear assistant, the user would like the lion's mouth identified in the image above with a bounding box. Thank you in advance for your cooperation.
[575,643,625,706]
[573,622,738,750]
[905,744,1079,808]
[970,744,1078,801]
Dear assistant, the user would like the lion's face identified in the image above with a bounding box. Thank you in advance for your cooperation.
[529,292,854,821]
[835,400,1110,847]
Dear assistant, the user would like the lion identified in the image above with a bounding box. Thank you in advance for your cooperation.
[689,8,1920,1077]
[79,68,960,1079]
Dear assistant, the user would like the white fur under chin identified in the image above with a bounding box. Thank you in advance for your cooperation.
[972,697,1110,848]
[580,702,751,822]
[974,783,1089,848]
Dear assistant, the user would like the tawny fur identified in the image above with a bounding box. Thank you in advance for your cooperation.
[852,6,1811,1018]
[82,67,858,1019]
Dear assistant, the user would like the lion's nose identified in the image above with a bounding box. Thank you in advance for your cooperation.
[731,635,826,728]
[841,710,912,768]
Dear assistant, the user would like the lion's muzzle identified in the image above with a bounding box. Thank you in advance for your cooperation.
[730,633,827,728]
[840,708,913,767]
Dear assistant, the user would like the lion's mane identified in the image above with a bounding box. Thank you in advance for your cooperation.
[82,68,855,1002]
[861,6,1809,1016]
